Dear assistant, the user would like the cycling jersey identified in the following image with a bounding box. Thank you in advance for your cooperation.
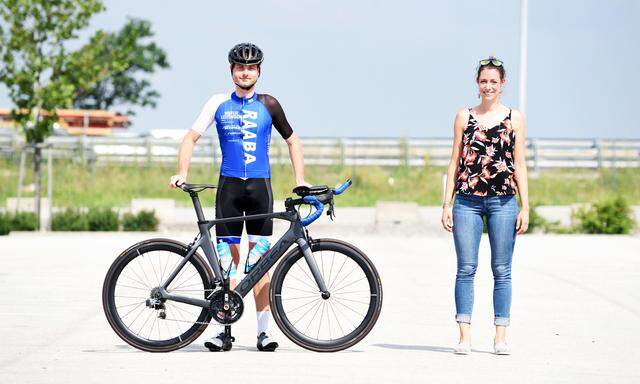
[190,92,293,179]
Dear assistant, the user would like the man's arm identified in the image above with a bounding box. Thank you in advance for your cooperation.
[259,94,309,187]
[170,130,201,187]
[169,94,222,187]
[285,133,307,186]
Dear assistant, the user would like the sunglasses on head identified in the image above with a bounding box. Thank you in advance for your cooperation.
[479,58,503,66]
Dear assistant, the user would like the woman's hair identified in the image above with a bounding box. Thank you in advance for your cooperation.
[476,56,506,82]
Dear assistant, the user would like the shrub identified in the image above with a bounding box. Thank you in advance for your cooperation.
[11,212,37,231]
[87,207,119,231]
[122,210,158,231]
[0,213,11,235]
[52,208,89,231]
[574,197,636,234]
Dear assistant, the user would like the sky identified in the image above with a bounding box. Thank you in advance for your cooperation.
[1,0,639,138]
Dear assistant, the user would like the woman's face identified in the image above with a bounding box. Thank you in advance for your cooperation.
[477,68,505,101]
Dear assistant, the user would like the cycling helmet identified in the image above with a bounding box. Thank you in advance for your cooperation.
[228,43,264,65]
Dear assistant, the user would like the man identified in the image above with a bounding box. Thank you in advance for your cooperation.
[169,43,308,352]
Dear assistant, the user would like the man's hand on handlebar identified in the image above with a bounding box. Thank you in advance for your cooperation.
[169,174,186,188]
[296,179,312,188]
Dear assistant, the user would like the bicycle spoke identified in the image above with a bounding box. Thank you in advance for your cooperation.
[332,297,367,318]
[289,299,321,325]
[285,272,320,292]
[118,300,145,313]
[328,301,344,337]
[333,276,368,294]
[165,305,185,338]
[115,295,147,299]
[326,301,332,340]
[148,315,158,340]
[330,265,358,292]
[281,294,320,301]
[328,254,349,291]
[326,251,336,292]
[170,269,199,292]
[330,298,357,331]
[295,261,316,287]
[136,309,155,337]
[332,296,370,306]
[120,273,150,289]
[147,251,160,287]
[135,252,153,289]
[303,300,324,334]
[281,285,318,294]
[316,301,326,339]
[126,264,152,290]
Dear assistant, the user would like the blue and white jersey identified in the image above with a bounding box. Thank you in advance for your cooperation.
[190,92,293,179]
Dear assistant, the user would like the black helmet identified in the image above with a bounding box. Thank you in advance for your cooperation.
[228,43,264,66]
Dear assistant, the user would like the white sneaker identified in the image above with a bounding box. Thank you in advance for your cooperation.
[454,342,471,355]
[494,342,511,355]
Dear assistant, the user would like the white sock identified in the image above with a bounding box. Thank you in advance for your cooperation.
[257,310,270,335]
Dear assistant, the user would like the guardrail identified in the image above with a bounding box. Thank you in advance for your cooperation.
[1,133,638,169]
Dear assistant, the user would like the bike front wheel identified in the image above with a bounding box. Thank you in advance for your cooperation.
[270,239,383,352]
[102,238,214,352]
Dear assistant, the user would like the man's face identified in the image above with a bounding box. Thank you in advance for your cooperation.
[231,64,260,90]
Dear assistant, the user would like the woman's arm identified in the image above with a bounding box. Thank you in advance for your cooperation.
[512,110,530,234]
[441,109,468,232]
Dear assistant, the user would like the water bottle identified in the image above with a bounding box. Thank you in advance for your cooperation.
[245,238,270,273]
[216,241,236,279]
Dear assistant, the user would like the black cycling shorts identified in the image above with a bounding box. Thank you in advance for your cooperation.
[215,176,273,244]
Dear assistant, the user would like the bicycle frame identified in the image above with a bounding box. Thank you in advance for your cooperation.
[155,189,329,309]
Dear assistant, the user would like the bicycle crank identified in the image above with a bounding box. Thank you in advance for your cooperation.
[209,290,244,324]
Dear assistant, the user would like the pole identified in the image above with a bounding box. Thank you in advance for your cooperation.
[47,144,53,231]
[16,148,26,213]
[519,0,528,115]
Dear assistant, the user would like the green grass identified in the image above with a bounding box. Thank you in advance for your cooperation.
[1,157,638,208]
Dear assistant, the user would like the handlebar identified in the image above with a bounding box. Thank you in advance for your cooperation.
[333,179,352,195]
[300,196,325,226]
[297,179,352,226]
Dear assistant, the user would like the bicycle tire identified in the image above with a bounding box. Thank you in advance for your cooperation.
[102,238,213,352]
[270,239,382,352]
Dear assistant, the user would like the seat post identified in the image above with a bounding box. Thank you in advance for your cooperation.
[189,192,206,222]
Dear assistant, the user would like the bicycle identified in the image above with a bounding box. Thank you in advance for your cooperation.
[102,179,383,352]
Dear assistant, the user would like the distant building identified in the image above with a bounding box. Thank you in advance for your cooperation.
[0,109,129,136]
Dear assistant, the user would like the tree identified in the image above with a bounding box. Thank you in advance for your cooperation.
[72,18,169,116]
[0,0,127,229]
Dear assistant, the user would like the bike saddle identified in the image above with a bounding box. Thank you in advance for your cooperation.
[179,183,216,192]
[293,185,329,197]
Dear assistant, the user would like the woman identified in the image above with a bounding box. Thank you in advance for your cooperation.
[441,57,530,355]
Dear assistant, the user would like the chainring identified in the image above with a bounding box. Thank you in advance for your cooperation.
[209,290,244,324]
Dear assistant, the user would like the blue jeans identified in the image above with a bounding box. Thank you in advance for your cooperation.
[452,193,518,326]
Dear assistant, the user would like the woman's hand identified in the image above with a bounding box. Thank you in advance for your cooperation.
[516,209,529,234]
[441,204,453,232]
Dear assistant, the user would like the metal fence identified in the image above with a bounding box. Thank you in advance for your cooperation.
[1,133,639,169]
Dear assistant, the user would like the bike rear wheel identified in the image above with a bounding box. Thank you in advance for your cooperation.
[270,239,383,352]
[102,239,213,352]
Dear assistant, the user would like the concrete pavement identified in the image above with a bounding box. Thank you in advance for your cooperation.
[1,231,639,383]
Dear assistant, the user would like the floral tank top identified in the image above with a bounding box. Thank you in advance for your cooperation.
[455,108,517,196]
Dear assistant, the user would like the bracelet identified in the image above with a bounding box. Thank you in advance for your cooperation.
[442,201,451,208]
